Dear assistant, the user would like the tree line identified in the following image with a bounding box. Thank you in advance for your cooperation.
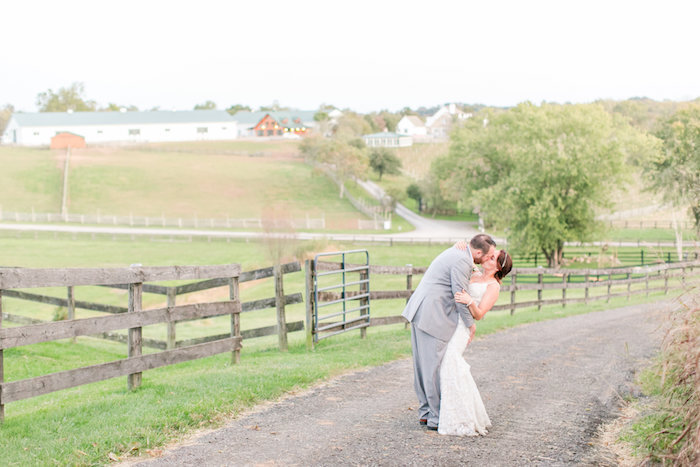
[418,100,700,267]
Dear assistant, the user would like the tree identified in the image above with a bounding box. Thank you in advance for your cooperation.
[646,103,700,242]
[369,148,402,180]
[36,82,96,112]
[313,111,329,122]
[100,103,138,112]
[194,100,217,110]
[333,112,373,139]
[300,136,368,198]
[0,103,14,136]
[433,102,652,267]
[226,104,251,115]
[406,183,423,212]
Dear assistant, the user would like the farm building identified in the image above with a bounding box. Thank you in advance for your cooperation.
[50,132,86,149]
[1,110,238,146]
[362,131,413,148]
[397,115,428,141]
[231,110,318,137]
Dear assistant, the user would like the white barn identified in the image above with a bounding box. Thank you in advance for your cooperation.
[1,110,238,146]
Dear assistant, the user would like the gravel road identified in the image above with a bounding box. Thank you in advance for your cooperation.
[130,300,667,466]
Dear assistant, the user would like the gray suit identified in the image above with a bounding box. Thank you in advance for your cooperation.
[402,246,475,428]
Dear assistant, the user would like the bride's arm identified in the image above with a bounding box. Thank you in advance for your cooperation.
[455,284,501,320]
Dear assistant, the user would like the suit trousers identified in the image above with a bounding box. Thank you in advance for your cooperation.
[410,322,448,428]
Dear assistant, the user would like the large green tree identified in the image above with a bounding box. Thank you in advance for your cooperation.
[646,103,700,238]
[369,148,402,180]
[36,82,96,112]
[433,102,652,267]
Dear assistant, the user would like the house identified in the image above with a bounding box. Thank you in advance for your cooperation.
[397,115,427,141]
[1,110,238,146]
[425,103,472,140]
[231,110,318,138]
[362,131,413,148]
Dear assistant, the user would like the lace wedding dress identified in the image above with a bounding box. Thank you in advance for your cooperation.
[438,281,493,436]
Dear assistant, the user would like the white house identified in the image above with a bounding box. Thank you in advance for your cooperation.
[1,110,238,146]
[397,115,427,141]
[425,103,472,140]
[363,131,413,148]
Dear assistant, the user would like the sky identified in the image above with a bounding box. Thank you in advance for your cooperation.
[1,0,699,113]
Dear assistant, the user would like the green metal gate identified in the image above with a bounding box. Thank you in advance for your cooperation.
[307,250,370,345]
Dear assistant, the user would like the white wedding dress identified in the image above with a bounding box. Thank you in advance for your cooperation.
[438,281,493,436]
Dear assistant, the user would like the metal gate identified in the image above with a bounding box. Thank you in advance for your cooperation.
[307,250,370,344]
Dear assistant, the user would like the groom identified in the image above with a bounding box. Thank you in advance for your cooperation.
[402,234,496,430]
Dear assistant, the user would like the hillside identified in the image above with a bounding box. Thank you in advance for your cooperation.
[0,141,383,230]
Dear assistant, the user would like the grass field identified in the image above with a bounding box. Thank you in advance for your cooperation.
[0,143,384,230]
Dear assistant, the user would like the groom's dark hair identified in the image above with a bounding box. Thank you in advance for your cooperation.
[470,234,496,255]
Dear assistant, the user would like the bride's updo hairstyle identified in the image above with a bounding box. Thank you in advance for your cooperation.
[495,250,513,283]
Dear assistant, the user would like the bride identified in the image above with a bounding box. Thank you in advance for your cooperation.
[438,248,512,436]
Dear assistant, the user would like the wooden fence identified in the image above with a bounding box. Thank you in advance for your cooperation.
[0,264,242,423]
[1,262,303,351]
[306,259,700,347]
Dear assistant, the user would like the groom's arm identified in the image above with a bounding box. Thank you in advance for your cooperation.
[449,256,474,328]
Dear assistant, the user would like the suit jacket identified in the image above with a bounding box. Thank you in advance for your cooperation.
[402,246,474,342]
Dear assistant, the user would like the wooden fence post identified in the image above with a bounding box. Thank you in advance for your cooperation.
[510,271,517,315]
[0,289,4,423]
[229,277,241,364]
[67,286,76,343]
[645,269,650,297]
[127,282,143,390]
[607,273,612,303]
[166,288,177,349]
[627,273,632,301]
[584,271,590,305]
[405,264,412,329]
[562,273,568,308]
[274,264,288,351]
[682,267,686,289]
[359,268,368,339]
[664,267,669,295]
[304,260,315,350]
[537,273,543,311]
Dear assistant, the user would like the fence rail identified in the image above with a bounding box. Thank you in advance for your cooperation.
[0,209,327,230]
[0,264,243,422]
[1,262,303,351]
[603,219,695,230]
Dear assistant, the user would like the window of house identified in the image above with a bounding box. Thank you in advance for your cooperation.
[267,129,273,136]
[197,127,208,133]
[97,130,103,134]
[129,129,140,135]
[276,130,282,135]
[257,130,264,136]
[33,132,39,136]
[165,128,170,132]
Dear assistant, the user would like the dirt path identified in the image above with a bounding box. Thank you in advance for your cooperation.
[130,301,667,466]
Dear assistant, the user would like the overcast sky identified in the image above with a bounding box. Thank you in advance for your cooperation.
[2,0,699,113]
